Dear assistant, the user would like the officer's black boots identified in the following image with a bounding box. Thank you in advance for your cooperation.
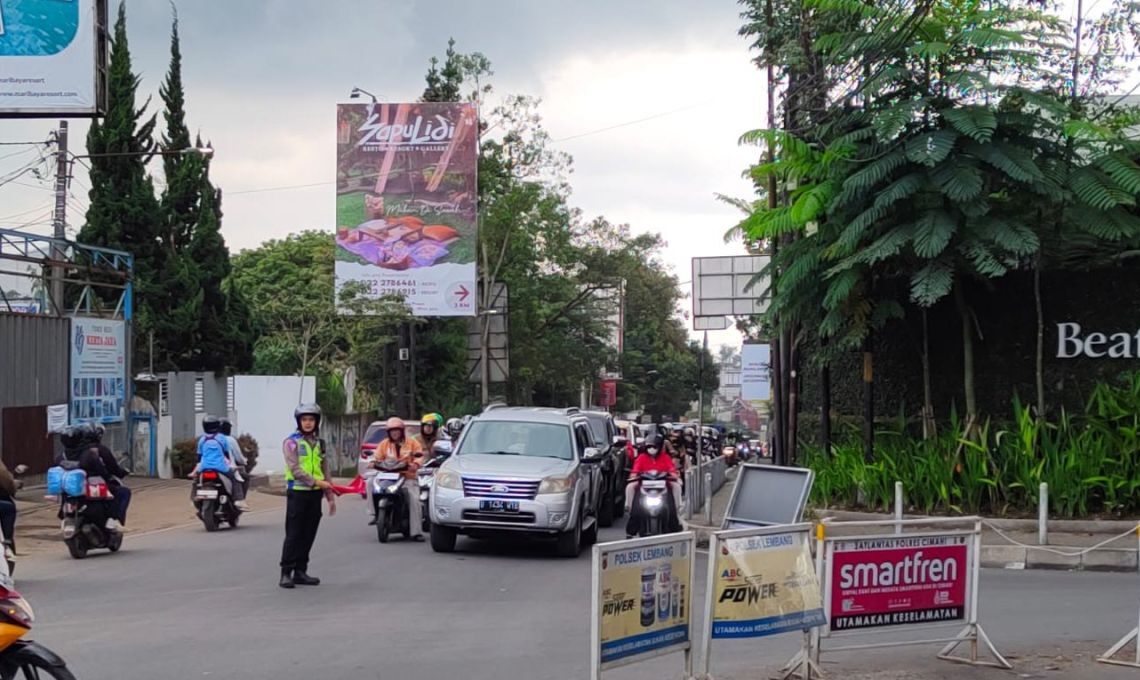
[279,569,295,589]
[293,570,320,586]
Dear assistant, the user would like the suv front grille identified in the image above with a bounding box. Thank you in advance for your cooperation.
[462,510,537,524]
[462,477,540,500]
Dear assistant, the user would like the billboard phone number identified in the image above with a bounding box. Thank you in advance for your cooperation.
[367,279,418,296]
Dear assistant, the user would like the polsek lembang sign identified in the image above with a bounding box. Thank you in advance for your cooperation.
[1056,323,1140,359]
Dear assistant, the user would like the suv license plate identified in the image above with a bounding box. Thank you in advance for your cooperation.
[479,500,519,512]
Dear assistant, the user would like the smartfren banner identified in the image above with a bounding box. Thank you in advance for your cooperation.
[0,0,105,116]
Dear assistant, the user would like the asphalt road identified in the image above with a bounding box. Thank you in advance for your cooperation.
[12,497,1140,680]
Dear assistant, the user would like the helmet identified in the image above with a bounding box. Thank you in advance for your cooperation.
[683,427,695,438]
[60,425,86,450]
[643,433,664,456]
[219,418,233,436]
[202,415,222,435]
[294,403,322,431]
[385,416,405,431]
[670,423,683,434]
[421,413,443,431]
[444,417,463,438]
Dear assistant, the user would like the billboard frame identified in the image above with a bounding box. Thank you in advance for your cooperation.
[691,255,769,319]
[0,0,109,118]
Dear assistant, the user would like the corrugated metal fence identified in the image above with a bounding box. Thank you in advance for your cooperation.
[0,314,69,464]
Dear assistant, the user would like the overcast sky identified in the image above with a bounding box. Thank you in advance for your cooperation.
[1,0,762,350]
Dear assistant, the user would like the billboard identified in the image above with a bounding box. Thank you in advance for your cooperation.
[828,534,969,632]
[335,102,478,317]
[740,343,771,401]
[593,534,695,670]
[69,317,125,424]
[709,528,825,639]
[0,0,107,116]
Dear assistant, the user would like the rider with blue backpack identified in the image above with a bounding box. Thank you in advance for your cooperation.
[189,416,250,511]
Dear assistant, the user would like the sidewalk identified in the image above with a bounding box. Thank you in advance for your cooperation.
[683,469,1140,572]
[12,479,286,558]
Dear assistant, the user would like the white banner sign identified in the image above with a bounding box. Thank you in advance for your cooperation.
[740,343,771,401]
[70,317,125,423]
[0,0,104,115]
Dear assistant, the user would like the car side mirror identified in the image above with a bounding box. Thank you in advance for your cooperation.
[583,447,603,462]
[612,435,627,447]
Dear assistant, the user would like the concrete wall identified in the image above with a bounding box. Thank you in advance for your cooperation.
[154,372,227,479]
[230,376,316,475]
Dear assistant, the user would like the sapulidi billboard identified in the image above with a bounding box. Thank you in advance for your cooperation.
[0,0,105,115]
[828,534,968,632]
[710,528,825,638]
[335,101,478,317]
[594,534,694,671]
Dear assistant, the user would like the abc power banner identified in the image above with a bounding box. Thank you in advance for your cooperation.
[711,530,825,638]
[597,538,692,666]
[335,102,478,317]
[829,534,968,632]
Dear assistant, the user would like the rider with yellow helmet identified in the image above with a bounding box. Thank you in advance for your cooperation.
[415,413,444,451]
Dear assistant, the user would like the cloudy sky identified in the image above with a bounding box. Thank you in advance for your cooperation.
[0,0,763,350]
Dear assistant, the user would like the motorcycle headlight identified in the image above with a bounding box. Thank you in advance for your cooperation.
[435,470,461,490]
[0,596,34,627]
[387,483,402,493]
[538,474,575,494]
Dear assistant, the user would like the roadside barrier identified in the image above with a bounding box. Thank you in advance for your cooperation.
[699,523,825,680]
[1099,526,1140,668]
[780,517,1010,679]
[590,532,698,680]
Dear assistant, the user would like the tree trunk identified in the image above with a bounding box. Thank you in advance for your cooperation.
[788,333,800,465]
[771,334,784,466]
[862,331,874,462]
[820,338,831,458]
[954,286,978,427]
[921,309,935,440]
[1034,255,1046,418]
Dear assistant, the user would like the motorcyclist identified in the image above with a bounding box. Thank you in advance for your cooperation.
[0,459,18,558]
[682,427,699,465]
[444,417,464,440]
[189,416,250,511]
[61,424,129,531]
[415,413,444,452]
[625,433,682,538]
[370,416,424,539]
[219,418,250,497]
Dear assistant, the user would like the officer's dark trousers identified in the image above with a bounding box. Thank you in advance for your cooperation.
[280,490,323,573]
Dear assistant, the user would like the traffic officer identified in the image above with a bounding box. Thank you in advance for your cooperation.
[279,403,338,589]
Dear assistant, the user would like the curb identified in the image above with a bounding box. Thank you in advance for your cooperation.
[980,544,1138,573]
[816,508,1140,535]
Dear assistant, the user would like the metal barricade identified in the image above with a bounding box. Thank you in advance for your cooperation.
[780,516,1010,679]
[1099,527,1140,668]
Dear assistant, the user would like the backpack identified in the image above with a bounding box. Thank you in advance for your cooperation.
[198,434,229,470]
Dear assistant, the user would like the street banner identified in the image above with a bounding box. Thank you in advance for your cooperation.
[741,343,771,401]
[335,101,478,317]
[0,0,105,116]
[828,534,969,632]
[593,534,695,672]
[69,317,125,424]
[710,528,825,638]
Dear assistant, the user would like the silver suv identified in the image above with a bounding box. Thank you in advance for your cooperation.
[428,406,606,557]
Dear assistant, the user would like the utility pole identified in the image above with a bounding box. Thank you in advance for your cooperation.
[51,120,69,313]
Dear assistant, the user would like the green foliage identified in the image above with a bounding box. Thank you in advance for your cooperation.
[169,439,197,478]
[805,372,1140,518]
[237,433,259,473]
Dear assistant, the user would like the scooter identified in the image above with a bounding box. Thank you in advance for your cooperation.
[57,466,122,560]
[192,469,242,532]
[371,459,411,543]
[417,441,452,532]
[0,571,76,679]
[630,471,679,538]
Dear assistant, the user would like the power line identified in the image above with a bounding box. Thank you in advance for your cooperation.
[0,203,52,222]
[551,103,711,142]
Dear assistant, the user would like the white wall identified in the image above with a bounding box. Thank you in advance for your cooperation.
[157,414,173,479]
[230,376,316,475]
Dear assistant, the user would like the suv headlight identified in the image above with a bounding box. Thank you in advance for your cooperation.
[538,474,575,494]
[435,470,461,490]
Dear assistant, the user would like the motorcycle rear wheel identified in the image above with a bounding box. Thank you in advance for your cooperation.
[201,501,219,532]
[65,537,87,560]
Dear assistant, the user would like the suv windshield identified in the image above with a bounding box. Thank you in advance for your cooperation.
[458,421,574,460]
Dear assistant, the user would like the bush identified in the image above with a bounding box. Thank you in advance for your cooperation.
[237,433,259,473]
[170,439,198,478]
[804,371,1140,518]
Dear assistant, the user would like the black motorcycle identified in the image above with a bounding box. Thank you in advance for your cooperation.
[417,441,452,532]
[629,471,680,538]
[58,466,122,559]
[192,469,242,532]
[371,459,411,543]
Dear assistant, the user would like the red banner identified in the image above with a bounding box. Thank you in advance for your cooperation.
[598,379,618,407]
[828,535,968,632]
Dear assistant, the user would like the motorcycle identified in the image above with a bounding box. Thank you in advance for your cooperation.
[192,469,242,532]
[0,571,76,679]
[3,465,27,576]
[371,459,412,543]
[417,441,452,532]
[630,471,679,538]
[57,466,122,560]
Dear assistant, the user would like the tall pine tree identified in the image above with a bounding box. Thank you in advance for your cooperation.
[80,1,164,365]
[157,11,251,371]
